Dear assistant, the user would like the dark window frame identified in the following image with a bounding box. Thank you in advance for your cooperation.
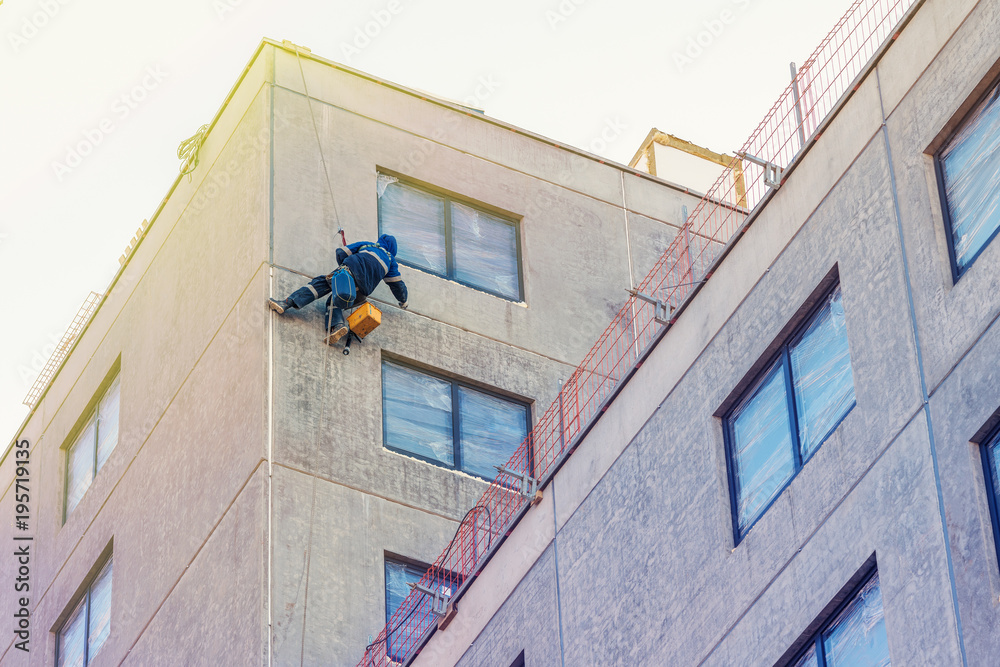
[381,358,532,482]
[62,363,121,523]
[54,554,113,667]
[383,554,464,663]
[782,564,885,667]
[376,170,525,302]
[933,74,1000,281]
[980,426,1000,573]
[723,281,855,544]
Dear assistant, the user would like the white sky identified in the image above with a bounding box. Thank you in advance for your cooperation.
[0,0,855,446]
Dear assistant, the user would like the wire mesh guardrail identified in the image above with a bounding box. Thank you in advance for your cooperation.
[357,0,917,663]
[22,292,102,409]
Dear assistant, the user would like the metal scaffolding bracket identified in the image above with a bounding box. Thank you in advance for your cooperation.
[494,465,542,505]
[407,582,456,628]
[628,289,671,325]
[737,151,784,190]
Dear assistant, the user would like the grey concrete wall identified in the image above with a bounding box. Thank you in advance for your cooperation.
[0,65,272,665]
[454,545,561,667]
[265,43,704,667]
[415,0,1000,664]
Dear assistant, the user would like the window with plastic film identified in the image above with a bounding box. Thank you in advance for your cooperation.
[937,79,1000,278]
[377,173,522,300]
[381,360,530,480]
[788,570,890,667]
[384,558,428,661]
[383,557,462,662]
[57,558,112,667]
[981,429,1000,570]
[66,374,121,518]
[725,284,855,540]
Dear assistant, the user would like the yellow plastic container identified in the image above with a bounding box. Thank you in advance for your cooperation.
[348,303,382,339]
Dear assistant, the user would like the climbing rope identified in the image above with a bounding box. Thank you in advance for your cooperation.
[292,45,344,244]
[177,124,209,180]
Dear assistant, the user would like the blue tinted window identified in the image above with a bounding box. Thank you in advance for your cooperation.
[789,570,890,667]
[726,284,855,540]
[382,361,529,479]
[983,432,1000,570]
[377,173,522,300]
[730,362,795,532]
[791,286,855,459]
[939,81,1000,276]
[385,559,427,661]
[57,558,113,667]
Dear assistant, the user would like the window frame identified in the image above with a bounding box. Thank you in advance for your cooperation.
[980,427,1000,573]
[383,554,464,663]
[380,358,532,481]
[55,555,113,667]
[723,282,856,544]
[63,368,121,522]
[933,74,1000,281]
[376,170,525,302]
[784,567,887,667]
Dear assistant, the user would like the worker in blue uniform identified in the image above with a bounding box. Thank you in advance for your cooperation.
[268,234,408,345]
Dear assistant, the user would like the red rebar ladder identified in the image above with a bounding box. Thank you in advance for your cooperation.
[356,1,919,664]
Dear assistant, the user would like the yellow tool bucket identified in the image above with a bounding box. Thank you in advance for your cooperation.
[348,303,382,339]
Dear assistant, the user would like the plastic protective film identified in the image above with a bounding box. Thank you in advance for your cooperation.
[791,644,819,667]
[66,420,96,516]
[377,177,447,274]
[822,572,890,667]
[457,387,528,479]
[790,286,855,459]
[384,560,424,660]
[940,82,1000,271]
[450,201,520,300]
[730,361,795,531]
[990,435,1000,507]
[96,376,121,473]
[382,362,454,466]
[87,560,113,659]
[58,597,87,667]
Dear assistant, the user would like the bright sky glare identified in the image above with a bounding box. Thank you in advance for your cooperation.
[0,0,855,446]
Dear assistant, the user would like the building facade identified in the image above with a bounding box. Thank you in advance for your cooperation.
[410,0,1000,665]
[0,40,703,666]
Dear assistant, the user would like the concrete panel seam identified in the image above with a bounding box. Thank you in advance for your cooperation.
[19,264,270,624]
[696,403,927,664]
[120,461,268,663]
[11,81,274,449]
[269,263,581,370]
[270,83,680,228]
[270,462,466,525]
[875,67,968,665]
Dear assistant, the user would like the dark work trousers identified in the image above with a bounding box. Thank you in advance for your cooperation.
[285,269,362,332]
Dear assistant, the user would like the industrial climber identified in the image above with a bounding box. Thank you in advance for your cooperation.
[268,234,408,345]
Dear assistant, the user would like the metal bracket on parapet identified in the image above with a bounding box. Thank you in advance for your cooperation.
[407,582,457,629]
[628,289,671,325]
[737,151,784,190]
[495,465,543,505]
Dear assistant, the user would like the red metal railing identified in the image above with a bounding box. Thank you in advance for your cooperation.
[356,1,917,663]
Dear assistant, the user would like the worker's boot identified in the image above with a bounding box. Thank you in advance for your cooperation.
[325,309,348,346]
[268,298,292,314]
